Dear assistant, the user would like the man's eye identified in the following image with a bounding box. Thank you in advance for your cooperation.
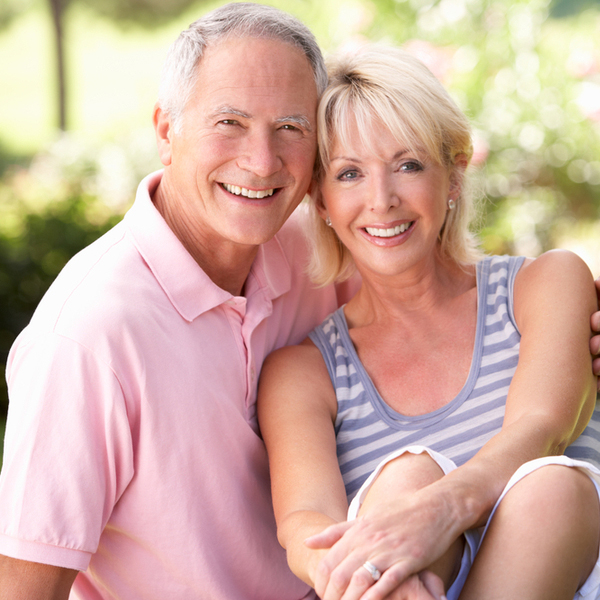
[219,119,238,125]
[280,124,299,131]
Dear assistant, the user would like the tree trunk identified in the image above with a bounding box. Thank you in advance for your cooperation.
[48,0,67,130]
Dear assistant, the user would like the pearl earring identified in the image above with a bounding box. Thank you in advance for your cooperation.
[325,216,332,227]
[447,198,456,210]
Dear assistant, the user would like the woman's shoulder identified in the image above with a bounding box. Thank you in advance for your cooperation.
[259,338,337,420]
[262,338,329,381]
[513,249,596,328]
[515,249,593,288]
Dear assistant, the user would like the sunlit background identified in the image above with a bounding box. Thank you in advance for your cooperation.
[1,0,599,448]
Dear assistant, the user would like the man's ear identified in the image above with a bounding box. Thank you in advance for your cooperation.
[153,103,173,166]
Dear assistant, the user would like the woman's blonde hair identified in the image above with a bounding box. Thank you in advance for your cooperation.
[308,45,483,286]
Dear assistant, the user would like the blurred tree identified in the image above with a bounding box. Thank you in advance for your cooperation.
[0,0,33,30]
[77,0,209,27]
[48,0,68,130]
[551,0,600,18]
[46,0,208,130]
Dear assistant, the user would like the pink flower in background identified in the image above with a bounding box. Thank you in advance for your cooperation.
[567,49,599,79]
[577,82,600,122]
[471,132,490,166]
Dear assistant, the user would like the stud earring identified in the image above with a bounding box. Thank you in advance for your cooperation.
[447,198,456,210]
[325,216,332,227]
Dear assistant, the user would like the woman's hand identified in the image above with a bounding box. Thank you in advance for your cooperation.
[382,571,446,600]
[305,485,461,600]
[393,572,446,600]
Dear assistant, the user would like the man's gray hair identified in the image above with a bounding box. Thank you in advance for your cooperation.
[158,2,327,132]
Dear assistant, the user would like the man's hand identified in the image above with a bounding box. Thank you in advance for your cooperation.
[592,278,600,391]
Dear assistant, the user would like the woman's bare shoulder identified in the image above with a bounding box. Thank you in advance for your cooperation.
[258,337,337,424]
[263,337,328,375]
[514,249,595,327]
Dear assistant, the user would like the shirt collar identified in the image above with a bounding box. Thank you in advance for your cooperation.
[124,171,292,321]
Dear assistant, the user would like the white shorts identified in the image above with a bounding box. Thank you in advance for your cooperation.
[347,446,600,600]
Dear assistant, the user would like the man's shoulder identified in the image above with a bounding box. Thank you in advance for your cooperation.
[26,220,158,343]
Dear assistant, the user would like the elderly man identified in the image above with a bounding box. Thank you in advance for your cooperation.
[0,4,355,599]
[1,3,599,600]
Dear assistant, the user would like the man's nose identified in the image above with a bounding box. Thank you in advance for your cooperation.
[237,130,283,178]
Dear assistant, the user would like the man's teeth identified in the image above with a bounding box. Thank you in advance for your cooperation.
[365,222,413,238]
[223,183,274,199]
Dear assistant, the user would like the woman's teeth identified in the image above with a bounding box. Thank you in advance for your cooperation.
[365,222,413,238]
[223,183,274,199]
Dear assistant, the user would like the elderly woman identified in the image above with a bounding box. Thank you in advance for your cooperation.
[257,46,600,600]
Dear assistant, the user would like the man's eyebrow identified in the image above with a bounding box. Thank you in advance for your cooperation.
[210,107,312,131]
[210,106,251,119]
[274,115,313,131]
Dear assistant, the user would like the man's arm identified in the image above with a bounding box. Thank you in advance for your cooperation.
[592,277,600,390]
[0,555,77,600]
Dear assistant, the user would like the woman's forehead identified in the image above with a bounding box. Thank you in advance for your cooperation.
[327,113,428,162]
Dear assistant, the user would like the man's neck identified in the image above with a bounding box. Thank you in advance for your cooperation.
[153,181,258,297]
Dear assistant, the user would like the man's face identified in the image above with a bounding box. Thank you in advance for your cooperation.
[156,36,319,250]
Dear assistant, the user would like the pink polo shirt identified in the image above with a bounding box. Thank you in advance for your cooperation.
[0,171,355,599]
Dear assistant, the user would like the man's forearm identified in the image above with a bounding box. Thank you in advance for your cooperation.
[0,555,77,600]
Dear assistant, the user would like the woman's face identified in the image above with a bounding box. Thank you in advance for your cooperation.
[319,118,459,279]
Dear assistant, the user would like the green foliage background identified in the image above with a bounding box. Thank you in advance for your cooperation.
[0,0,599,461]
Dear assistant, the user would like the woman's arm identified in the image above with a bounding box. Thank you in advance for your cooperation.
[442,250,597,525]
[307,250,598,600]
[257,339,349,586]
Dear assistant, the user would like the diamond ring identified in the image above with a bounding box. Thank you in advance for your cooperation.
[362,560,381,581]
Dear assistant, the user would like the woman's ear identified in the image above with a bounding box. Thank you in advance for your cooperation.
[308,179,329,222]
[449,153,469,198]
[153,103,173,166]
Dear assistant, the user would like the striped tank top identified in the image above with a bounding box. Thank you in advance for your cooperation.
[309,255,600,502]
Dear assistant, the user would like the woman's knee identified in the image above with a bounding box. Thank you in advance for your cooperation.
[500,465,599,518]
[486,464,600,591]
[359,451,446,517]
[373,451,445,494]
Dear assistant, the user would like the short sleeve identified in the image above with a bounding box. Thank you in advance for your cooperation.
[0,332,134,570]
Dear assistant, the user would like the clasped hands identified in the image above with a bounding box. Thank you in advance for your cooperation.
[304,492,460,600]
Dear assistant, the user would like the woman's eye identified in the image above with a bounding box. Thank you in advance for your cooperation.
[400,161,422,172]
[338,169,359,181]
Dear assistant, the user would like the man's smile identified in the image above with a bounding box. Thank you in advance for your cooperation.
[222,183,276,199]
